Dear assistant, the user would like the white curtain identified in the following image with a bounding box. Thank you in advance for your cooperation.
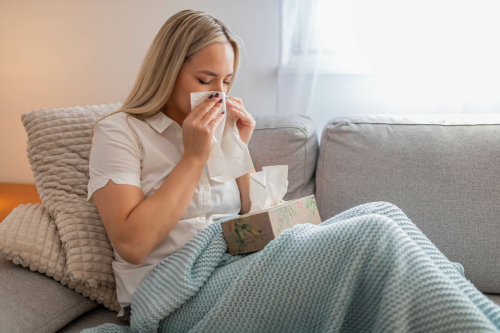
[277,0,500,137]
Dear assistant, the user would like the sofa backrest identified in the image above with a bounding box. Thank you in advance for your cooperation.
[250,114,319,201]
[315,113,500,294]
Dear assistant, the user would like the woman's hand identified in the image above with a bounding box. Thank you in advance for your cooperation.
[225,96,256,145]
[182,94,225,164]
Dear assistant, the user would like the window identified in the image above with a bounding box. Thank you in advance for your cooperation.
[281,0,372,74]
[282,0,500,87]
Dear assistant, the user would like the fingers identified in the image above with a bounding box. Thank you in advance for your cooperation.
[227,99,242,113]
[226,97,246,117]
[226,96,243,108]
[200,96,224,125]
[191,94,222,122]
[207,109,225,130]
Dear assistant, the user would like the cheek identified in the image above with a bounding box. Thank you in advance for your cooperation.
[168,90,190,115]
[175,80,196,113]
[184,97,193,114]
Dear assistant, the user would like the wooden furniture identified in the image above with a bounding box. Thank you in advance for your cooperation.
[0,183,41,222]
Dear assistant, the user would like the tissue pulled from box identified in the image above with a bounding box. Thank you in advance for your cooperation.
[190,91,255,182]
[248,165,289,213]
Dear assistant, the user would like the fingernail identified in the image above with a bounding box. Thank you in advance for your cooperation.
[219,99,223,103]
[209,95,214,99]
[222,111,225,114]
[215,92,220,97]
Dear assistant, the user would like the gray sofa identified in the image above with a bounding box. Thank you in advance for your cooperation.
[1,112,499,332]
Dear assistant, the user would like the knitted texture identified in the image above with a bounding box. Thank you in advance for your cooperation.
[81,202,500,332]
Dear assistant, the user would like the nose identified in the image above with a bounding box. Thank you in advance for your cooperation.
[214,80,226,93]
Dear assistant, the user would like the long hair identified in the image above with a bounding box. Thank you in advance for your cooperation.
[89,9,245,150]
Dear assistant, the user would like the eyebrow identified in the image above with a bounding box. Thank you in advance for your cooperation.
[197,70,233,77]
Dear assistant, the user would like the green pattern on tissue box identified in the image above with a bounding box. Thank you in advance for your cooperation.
[227,216,265,254]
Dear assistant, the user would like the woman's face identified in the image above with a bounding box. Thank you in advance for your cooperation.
[165,41,234,125]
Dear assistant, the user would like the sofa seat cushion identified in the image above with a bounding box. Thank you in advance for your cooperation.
[0,256,98,333]
[56,305,129,333]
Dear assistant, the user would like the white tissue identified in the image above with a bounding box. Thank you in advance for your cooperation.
[190,91,255,182]
[248,165,289,213]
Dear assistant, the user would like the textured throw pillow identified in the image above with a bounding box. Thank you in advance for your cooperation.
[0,203,65,278]
[0,203,119,311]
[3,103,123,312]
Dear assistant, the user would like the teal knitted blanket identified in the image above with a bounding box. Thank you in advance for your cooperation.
[81,202,500,332]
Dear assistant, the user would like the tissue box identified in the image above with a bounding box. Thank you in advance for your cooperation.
[221,194,322,255]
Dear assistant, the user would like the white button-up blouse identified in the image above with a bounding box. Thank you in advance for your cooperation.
[87,111,242,319]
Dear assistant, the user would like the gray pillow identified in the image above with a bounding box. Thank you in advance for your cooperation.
[250,114,319,200]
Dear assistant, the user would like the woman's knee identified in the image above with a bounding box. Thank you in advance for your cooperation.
[341,201,403,219]
[362,201,401,211]
[359,214,403,246]
[323,201,407,226]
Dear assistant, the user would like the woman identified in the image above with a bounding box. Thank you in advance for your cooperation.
[87,9,253,321]
[86,9,500,332]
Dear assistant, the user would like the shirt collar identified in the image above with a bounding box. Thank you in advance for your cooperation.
[144,111,175,133]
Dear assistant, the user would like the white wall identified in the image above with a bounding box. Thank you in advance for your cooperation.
[0,0,280,183]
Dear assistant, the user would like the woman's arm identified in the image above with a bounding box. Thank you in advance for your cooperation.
[236,168,256,215]
[94,155,206,265]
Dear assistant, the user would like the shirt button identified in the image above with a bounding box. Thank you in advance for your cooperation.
[204,185,209,191]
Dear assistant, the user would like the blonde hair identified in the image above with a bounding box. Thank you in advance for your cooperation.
[89,9,245,150]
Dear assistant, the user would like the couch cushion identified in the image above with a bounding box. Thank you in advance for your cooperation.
[251,114,319,201]
[56,305,129,333]
[316,113,500,294]
[0,255,98,333]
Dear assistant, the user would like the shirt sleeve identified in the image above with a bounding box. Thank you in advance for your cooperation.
[87,117,142,204]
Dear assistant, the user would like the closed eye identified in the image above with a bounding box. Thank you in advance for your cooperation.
[198,79,230,86]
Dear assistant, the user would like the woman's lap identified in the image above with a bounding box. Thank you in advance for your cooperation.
[148,201,500,332]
